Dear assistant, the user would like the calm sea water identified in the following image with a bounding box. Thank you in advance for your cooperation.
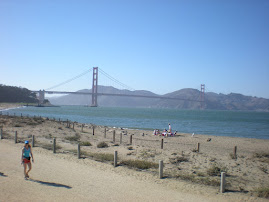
[3,106,269,139]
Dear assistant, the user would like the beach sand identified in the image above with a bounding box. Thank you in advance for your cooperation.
[0,103,24,110]
[0,106,268,201]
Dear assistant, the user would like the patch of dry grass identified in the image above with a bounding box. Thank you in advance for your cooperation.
[97,141,108,148]
[207,164,228,176]
[120,159,158,170]
[252,187,269,199]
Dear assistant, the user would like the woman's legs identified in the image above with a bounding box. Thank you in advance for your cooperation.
[23,163,27,177]
[26,162,32,176]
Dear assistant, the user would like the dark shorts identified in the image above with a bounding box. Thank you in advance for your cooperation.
[23,157,31,164]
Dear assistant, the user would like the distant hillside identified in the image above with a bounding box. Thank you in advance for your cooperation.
[48,85,269,111]
[0,84,38,103]
[49,86,159,107]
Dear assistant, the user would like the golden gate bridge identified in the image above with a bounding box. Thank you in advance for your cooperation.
[31,67,205,108]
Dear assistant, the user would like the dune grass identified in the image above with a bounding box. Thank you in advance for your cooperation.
[120,159,158,170]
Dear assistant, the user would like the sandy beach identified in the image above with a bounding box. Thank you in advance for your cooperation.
[0,103,24,110]
[0,104,268,201]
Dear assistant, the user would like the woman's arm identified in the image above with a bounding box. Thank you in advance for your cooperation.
[21,148,24,164]
[30,148,34,162]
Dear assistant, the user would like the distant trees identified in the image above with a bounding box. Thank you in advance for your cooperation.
[0,84,38,103]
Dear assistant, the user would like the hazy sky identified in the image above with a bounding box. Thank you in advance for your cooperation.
[1,0,269,98]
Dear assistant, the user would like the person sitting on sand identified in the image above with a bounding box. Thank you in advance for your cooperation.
[156,129,160,135]
[162,129,167,136]
[21,140,34,179]
[153,129,157,135]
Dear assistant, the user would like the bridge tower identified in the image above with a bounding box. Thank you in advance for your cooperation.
[38,90,45,105]
[200,84,205,109]
[91,67,98,107]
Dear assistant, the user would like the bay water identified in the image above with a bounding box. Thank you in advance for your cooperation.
[3,106,269,140]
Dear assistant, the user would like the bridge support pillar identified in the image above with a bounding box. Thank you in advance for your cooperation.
[200,84,205,109]
[91,67,98,107]
[38,90,45,105]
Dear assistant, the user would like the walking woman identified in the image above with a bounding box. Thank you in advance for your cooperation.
[21,140,34,179]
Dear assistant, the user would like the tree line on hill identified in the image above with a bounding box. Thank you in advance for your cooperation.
[0,84,38,103]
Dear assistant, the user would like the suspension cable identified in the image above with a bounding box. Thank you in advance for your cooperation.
[99,68,135,91]
[46,68,92,90]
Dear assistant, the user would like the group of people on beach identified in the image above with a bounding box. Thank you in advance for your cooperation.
[153,123,177,137]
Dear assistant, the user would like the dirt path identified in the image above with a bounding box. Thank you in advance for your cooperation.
[0,140,265,202]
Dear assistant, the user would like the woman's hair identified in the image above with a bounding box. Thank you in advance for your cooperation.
[24,143,31,148]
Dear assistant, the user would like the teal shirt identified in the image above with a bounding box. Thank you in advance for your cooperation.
[23,147,31,158]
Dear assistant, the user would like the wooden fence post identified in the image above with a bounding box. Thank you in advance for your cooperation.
[220,172,226,193]
[161,139,164,149]
[32,135,35,147]
[92,126,95,136]
[114,151,118,167]
[15,131,17,144]
[233,146,237,159]
[78,143,81,159]
[159,160,163,179]
[120,133,122,144]
[197,143,200,152]
[0,128,3,139]
[113,130,116,143]
[130,134,133,145]
[104,127,106,138]
[53,138,56,153]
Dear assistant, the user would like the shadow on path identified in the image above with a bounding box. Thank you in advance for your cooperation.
[28,178,72,189]
[0,172,8,177]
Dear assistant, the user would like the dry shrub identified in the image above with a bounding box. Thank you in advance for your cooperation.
[253,152,269,164]
[252,187,269,199]
[120,159,158,170]
[253,152,269,158]
[39,143,62,151]
[207,164,227,176]
[175,173,220,187]
[97,142,108,148]
[80,141,92,146]
[88,152,114,162]
[169,156,188,164]
[65,133,80,142]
